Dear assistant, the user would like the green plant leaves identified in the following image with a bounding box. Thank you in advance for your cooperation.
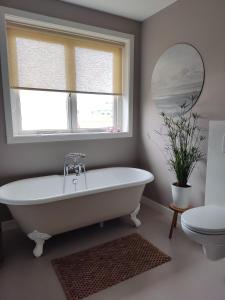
[159,108,205,187]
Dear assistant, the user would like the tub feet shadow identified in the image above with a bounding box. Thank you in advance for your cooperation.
[27,230,51,258]
[130,204,141,228]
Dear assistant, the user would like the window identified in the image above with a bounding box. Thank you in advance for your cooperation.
[0,8,134,143]
[11,90,121,134]
[12,90,69,132]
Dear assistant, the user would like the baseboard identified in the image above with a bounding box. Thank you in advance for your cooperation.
[141,196,181,225]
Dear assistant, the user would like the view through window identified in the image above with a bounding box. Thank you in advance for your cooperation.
[17,90,118,133]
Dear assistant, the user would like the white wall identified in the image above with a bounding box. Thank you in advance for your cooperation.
[205,121,225,206]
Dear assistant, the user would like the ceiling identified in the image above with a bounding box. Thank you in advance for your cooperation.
[60,0,178,21]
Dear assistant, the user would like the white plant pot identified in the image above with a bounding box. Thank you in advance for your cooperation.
[171,183,192,209]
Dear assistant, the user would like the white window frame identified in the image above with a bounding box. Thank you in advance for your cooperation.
[0,6,134,144]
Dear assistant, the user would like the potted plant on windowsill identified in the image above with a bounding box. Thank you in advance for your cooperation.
[160,109,205,209]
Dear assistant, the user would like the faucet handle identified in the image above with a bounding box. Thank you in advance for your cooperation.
[66,153,86,158]
[65,153,86,164]
[77,153,86,159]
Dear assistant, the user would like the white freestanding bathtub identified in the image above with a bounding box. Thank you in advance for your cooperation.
[0,167,154,257]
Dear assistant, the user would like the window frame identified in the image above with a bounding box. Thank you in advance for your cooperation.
[0,6,134,144]
[11,91,122,135]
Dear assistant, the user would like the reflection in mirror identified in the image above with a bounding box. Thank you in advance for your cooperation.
[152,44,205,116]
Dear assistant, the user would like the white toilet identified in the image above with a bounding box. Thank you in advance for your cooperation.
[181,121,225,260]
[181,205,225,260]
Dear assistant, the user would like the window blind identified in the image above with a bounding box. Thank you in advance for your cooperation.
[6,22,124,95]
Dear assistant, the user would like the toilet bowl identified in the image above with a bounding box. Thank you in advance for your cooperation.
[181,205,225,260]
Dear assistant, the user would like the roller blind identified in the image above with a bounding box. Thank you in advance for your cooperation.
[6,22,124,95]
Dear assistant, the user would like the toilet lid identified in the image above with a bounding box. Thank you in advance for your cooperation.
[181,205,225,235]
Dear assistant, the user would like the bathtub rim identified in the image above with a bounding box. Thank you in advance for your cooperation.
[0,167,154,206]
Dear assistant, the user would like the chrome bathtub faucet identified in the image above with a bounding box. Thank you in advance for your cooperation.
[64,153,86,177]
[63,153,87,193]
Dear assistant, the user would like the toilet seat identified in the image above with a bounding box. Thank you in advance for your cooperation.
[181,205,225,235]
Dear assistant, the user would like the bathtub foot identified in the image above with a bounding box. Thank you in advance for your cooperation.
[27,230,51,258]
[130,204,141,228]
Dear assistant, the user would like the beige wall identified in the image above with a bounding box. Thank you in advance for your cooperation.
[0,0,141,220]
[140,0,225,207]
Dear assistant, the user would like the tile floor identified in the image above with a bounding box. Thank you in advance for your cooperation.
[0,203,225,300]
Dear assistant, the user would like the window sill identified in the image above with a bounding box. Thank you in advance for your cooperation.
[7,131,132,144]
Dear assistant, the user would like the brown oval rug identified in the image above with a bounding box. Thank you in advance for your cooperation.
[52,233,171,300]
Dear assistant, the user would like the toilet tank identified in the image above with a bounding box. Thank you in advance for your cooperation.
[205,121,225,206]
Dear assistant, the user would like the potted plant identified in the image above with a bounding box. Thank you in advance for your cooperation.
[160,109,205,209]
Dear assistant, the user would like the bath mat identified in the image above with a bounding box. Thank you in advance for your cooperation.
[52,233,171,300]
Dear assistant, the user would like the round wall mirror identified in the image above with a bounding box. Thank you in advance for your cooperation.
[151,43,205,116]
